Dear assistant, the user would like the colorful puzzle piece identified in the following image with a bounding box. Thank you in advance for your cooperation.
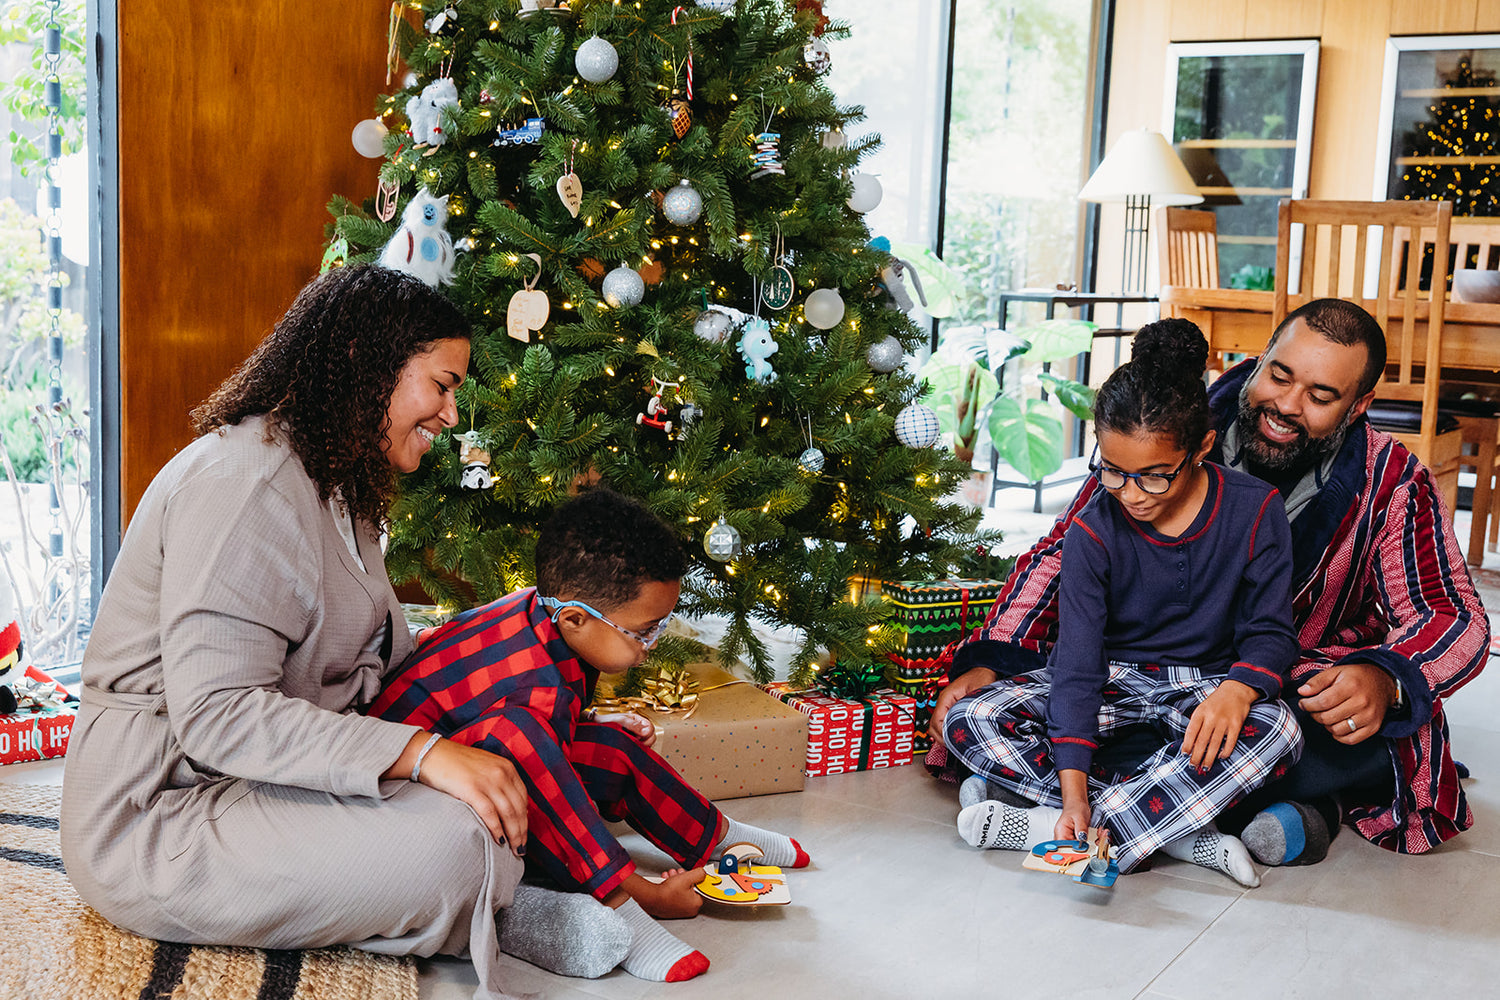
[1022,828,1120,889]
[692,842,791,905]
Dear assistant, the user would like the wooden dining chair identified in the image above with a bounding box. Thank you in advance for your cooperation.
[1273,198,1462,512]
[1157,207,1220,290]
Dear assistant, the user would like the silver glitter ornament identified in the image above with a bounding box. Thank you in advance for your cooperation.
[662,179,703,226]
[798,447,826,474]
[866,335,904,372]
[575,35,619,83]
[602,265,645,308]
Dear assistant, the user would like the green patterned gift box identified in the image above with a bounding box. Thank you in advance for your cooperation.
[881,579,1003,657]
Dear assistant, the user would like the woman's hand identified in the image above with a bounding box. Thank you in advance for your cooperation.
[592,711,657,748]
[397,734,529,855]
[1182,679,1258,771]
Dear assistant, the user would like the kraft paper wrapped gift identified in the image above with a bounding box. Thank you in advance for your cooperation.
[604,662,809,801]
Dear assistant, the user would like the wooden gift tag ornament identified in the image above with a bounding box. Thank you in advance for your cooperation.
[507,253,550,342]
[556,140,582,217]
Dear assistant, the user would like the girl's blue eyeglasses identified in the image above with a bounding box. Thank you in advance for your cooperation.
[538,596,676,650]
[1088,445,1192,496]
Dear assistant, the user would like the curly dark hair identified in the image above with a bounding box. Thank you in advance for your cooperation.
[535,488,688,610]
[190,265,471,526]
[1093,317,1212,452]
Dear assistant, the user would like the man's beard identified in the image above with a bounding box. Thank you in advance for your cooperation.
[1236,391,1353,475]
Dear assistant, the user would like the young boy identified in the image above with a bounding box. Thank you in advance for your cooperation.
[372,488,808,983]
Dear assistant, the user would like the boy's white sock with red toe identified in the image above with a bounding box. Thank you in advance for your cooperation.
[714,816,809,868]
[615,898,710,982]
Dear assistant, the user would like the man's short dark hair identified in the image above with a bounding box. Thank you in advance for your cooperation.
[1266,298,1387,397]
[535,488,688,610]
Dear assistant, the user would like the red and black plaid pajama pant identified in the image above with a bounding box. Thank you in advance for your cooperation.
[454,707,724,900]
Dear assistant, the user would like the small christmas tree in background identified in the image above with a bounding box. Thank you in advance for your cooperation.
[328,0,996,684]
[1396,56,1500,217]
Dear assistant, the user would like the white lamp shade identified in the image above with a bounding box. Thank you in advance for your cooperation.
[1078,129,1203,205]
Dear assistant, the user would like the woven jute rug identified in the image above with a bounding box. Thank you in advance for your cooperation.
[0,782,418,1000]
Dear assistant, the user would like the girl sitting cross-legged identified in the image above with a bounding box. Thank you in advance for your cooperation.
[943,318,1304,886]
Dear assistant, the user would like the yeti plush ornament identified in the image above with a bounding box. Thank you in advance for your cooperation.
[406,77,459,147]
[378,188,457,287]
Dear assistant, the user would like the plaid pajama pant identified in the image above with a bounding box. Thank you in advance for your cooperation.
[943,663,1303,872]
[458,711,724,901]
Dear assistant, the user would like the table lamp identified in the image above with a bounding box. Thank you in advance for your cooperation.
[1078,129,1203,294]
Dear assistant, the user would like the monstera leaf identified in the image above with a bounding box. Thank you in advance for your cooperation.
[988,396,1066,482]
[1011,318,1097,365]
[1038,372,1096,419]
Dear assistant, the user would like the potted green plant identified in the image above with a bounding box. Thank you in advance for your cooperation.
[986,318,1097,483]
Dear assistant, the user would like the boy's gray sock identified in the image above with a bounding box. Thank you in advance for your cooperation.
[615,898,710,982]
[959,774,1036,809]
[496,884,631,979]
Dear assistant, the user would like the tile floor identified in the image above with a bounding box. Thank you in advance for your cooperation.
[7,479,1500,999]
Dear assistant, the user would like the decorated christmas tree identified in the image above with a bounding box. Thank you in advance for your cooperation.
[1396,56,1500,216]
[327,0,994,684]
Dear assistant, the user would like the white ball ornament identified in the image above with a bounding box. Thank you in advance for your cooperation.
[895,403,941,449]
[803,36,831,74]
[576,35,619,83]
[804,288,846,330]
[352,118,388,158]
[662,179,703,226]
[704,518,743,561]
[847,173,884,214]
[866,335,904,372]
[602,264,645,308]
[694,308,733,343]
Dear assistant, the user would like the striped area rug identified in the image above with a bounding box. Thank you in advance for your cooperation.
[0,783,417,1000]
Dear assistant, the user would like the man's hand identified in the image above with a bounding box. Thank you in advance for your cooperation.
[593,710,657,748]
[928,667,998,741]
[1297,663,1398,745]
[1181,679,1258,771]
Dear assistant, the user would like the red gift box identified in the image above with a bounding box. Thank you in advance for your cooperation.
[761,684,915,777]
[1,664,77,766]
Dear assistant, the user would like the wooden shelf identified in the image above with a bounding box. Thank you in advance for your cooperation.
[1195,185,1294,196]
[1217,234,1278,246]
[1400,87,1500,98]
[1176,138,1296,148]
[1395,155,1500,165]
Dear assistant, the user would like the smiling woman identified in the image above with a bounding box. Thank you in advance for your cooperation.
[58,266,645,997]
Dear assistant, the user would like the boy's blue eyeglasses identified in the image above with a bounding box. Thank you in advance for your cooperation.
[1088,445,1192,496]
[538,596,676,650]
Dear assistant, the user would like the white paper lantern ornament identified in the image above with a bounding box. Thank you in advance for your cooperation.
[576,35,619,83]
[662,179,703,226]
[895,403,941,448]
[847,173,883,214]
[866,335,904,372]
[704,518,743,561]
[804,288,846,330]
[602,264,645,308]
[352,118,388,158]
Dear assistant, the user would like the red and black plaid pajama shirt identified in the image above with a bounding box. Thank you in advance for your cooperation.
[370,587,722,900]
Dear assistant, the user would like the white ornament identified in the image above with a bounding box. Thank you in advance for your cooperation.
[576,35,619,83]
[602,264,645,308]
[406,77,459,147]
[662,179,703,226]
[847,173,883,214]
[798,447,826,474]
[352,118,388,158]
[822,128,847,150]
[556,172,583,217]
[425,6,457,32]
[507,253,550,343]
[378,188,456,287]
[803,37,831,74]
[694,307,739,343]
[866,335,904,372]
[697,0,735,10]
[704,518,743,561]
[895,403,941,449]
[804,288,846,330]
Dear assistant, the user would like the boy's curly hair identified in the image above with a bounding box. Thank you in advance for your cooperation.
[536,489,688,610]
[190,265,471,527]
